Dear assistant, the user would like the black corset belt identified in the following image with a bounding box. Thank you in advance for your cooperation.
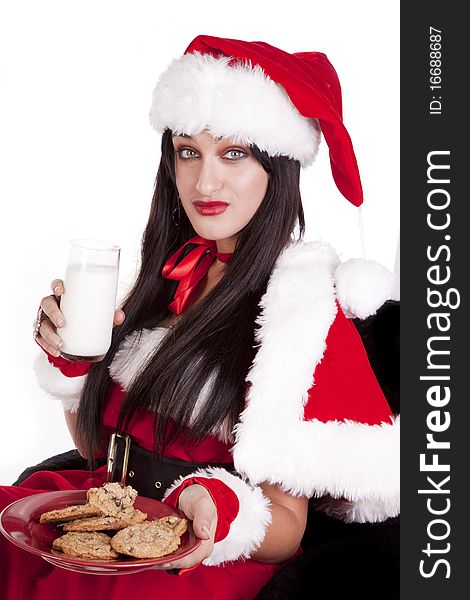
[106,432,235,502]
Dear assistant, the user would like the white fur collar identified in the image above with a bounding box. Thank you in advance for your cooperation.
[231,240,400,522]
[109,327,168,391]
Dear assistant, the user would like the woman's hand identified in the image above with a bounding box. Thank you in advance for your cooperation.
[154,484,218,571]
[35,278,126,356]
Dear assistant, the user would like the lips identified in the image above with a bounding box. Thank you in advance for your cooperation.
[193,200,229,208]
[193,200,229,216]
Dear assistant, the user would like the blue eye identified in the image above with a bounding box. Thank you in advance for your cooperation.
[177,148,199,159]
[224,149,247,160]
[175,147,247,160]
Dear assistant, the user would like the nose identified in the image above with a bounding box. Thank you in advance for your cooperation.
[195,157,223,196]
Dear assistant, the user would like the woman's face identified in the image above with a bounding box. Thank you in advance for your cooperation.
[172,131,269,252]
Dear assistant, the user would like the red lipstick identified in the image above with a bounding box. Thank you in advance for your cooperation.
[193,200,229,216]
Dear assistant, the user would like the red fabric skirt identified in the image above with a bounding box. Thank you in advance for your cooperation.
[0,468,284,600]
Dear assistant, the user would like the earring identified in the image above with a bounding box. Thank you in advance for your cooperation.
[172,196,182,226]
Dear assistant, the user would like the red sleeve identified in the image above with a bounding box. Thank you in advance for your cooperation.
[304,305,393,425]
[164,477,240,543]
[35,340,92,377]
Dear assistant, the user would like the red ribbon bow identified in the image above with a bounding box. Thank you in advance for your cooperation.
[162,236,233,315]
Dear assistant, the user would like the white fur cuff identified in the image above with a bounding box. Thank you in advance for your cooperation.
[33,352,86,412]
[163,467,272,566]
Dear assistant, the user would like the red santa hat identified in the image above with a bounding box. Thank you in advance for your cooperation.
[149,34,364,207]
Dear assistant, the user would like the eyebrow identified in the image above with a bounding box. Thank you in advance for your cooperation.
[172,133,224,143]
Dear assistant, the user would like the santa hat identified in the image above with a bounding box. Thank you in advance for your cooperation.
[149,34,364,207]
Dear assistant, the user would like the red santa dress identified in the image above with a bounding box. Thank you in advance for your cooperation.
[0,240,399,599]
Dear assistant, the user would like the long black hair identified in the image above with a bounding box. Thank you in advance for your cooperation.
[77,129,305,464]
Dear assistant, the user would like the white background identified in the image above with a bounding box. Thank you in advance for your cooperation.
[0,0,399,484]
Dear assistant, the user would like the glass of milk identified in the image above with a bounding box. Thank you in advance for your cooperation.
[59,239,120,362]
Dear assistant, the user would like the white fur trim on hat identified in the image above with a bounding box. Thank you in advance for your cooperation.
[150,52,320,167]
[335,258,394,320]
[233,240,400,522]
[163,467,272,566]
[34,352,86,412]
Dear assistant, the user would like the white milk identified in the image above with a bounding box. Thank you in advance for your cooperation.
[59,263,119,358]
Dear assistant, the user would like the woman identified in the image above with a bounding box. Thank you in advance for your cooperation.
[0,35,399,599]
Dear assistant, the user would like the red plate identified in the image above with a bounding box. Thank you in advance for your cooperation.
[0,490,201,575]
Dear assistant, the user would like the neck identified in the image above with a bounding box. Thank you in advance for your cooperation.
[215,235,238,255]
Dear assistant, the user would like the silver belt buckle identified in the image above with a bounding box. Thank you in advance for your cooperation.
[106,432,131,485]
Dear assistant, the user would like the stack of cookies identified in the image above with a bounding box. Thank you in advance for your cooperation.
[39,482,187,561]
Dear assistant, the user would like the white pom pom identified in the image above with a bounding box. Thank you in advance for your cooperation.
[334,259,394,319]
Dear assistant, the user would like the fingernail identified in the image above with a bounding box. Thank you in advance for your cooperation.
[57,319,64,327]
[56,339,63,348]
[201,525,210,538]
[161,563,172,569]
[54,286,61,294]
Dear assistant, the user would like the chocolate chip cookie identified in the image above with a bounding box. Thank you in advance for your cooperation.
[63,509,148,532]
[111,521,181,559]
[156,515,188,537]
[52,531,120,559]
[87,482,138,517]
[39,503,102,524]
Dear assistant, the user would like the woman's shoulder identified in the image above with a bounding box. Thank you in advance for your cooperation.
[267,239,394,320]
[270,239,340,288]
